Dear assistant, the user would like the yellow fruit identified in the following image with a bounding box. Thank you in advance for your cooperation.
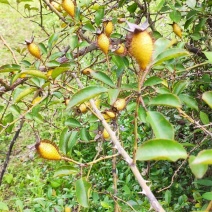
[35,140,61,160]
[105,110,116,119]
[104,21,113,37]
[62,0,75,18]
[97,33,110,54]
[102,128,110,139]
[167,38,178,48]
[94,99,101,109]
[64,206,72,212]
[114,44,126,55]
[51,1,62,12]
[78,103,88,113]
[82,68,93,75]
[27,42,41,59]
[102,113,111,122]
[64,98,70,106]
[32,96,42,105]
[113,98,126,111]
[172,22,182,38]
[20,73,27,78]
[129,30,153,70]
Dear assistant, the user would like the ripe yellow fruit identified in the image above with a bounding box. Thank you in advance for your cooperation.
[113,98,126,111]
[102,128,110,139]
[82,68,93,75]
[114,44,126,55]
[105,110,116,119]
[64,206,72,212]
[97,33,110,54]
[104,21,113,37]
[32,96,42,105]
[78,103,88,113]
[51,1,62,12]
[129,30,153,70]
[35,140,61,160]
[172,22,182,38]
[62,0,75,18]
[27,42,41,59]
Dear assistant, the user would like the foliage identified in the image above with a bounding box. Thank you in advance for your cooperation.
[0,0,212,211]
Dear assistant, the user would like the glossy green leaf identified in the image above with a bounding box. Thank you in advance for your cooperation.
[59,127,72,154]
[192,150,212,164]
[51,67,69,79]
[138,106,147,123]
[165,190,172,205]
[203,52,212,63]
[202,192,212,200]
[169,10,181,22]
[172,80,188,95]
[149,94,182,108]
[14,87,37,103]
[46,60,60,68]
[95,8,104,26]
[21,70,47,80]
[199,111,210,125]
[67,131,79,153]
[69,35,78,50]
[153,38,171,59]
[80,128,91,142]
[112,55,126,69]
[108,89,120,105]
[202,91,212,108]
[136,139,187,161]
[83,23,95,32]
[146,111,174,139]
[144,76,163,86]
[189,155,208,179]
[179,94,199,111]
[38,43,47,55]
[48,33,59,50]
[54,165,78,177]
[75,177,91,208]
[152,49,189,66]
[65,118,81,128]
[67,86,107,109]
[155,0,165,11]
[90,71,116,88]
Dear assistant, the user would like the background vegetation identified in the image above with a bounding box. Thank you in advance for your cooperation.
[0,0,212,211]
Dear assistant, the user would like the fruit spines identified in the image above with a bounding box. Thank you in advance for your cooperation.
[129,30,153,70]
[27,42,41,59]
[97,33,110,54]
[62,0,75,18]
[172,22,182,39]
[35,140,61,160]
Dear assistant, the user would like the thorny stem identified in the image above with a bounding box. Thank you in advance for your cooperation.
[71,73,165,212]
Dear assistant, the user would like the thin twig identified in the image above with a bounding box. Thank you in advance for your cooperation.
[0,119,25,186]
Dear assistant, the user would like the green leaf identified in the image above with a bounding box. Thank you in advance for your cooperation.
[46,60,60,68]
[48,33,59,50]
[59,127,72,154]
[51,67,69,79]
[75,177,91,208]
[179,94,199,111]
[80,128,91,142]
[21,70,47,80]
[0,0,9,4]
[67,131,79,153]
[152,48,189,66]
[112,55,126,69]
[192,150,212,164]
[83,23,95,32]
[149,94,182,108]
[165,190,172,205]
[67,86,107,109]
[144,76,163,86]
[54,165,78,177]
[69,35,78,50]
[65,118,81,128]
[169,10,181,22]
[202,192,212,200]
[136,139,187,162]
[202,91,212,108]
[95,7,104,26]
[0,201,9,211]
[90,71,116,88]
[189,155,208,179]
[186,0,196,8]
[203,52,212,63]
[155,0,165,11]
[172,80,188,95]
[199,111,210,125]
[108,89,120,105]
[14,87,37,103]
[38,43,47,55]
[146,111,174,139]
[138,106,147,123]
